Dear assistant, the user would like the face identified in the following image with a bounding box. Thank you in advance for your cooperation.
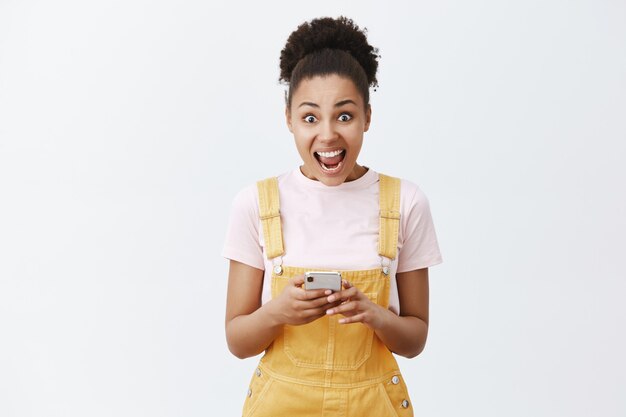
[286,74,372,186]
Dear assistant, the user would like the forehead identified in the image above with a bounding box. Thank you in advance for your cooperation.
[291,75,363,106]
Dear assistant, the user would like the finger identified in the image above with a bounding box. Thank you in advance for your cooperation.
[295,297,341,311]
[292,298,331,311]
[303,288,334,300]
[293,288,329,301]
[326,300,358,316]
[300,306,333,319]
[303,296,341,309]
[298,301,345,321]
[338,312,367,324]
[342,279,352,289]
[290,275,305,287]
[290,286,322,300]
[318,300,343,310]
[326,286,358,303]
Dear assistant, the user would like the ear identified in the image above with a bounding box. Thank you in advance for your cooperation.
[285,106,293,133]
[363,104,372,132]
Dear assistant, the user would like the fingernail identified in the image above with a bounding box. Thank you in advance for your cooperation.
[338,318,346,324]
[324,289,332,295]
[326,309,333,315]
[327,296,335,302]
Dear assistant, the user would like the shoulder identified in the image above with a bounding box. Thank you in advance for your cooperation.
[230,171,295,213]
[256,170,296,188]
[230,182,258,213]
[376,172,431,211]
[399,178,431,211]
[380,174,435,231]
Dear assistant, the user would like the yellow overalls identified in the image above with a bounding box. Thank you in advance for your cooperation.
[243,174,413,417]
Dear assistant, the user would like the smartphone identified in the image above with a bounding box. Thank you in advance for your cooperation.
[304,271,342,292]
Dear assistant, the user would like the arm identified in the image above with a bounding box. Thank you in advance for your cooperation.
[225,260,340,359]
[325,268,429,358]
[225,260,279,359]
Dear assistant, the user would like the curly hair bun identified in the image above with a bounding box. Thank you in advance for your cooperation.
[280,16,379,87]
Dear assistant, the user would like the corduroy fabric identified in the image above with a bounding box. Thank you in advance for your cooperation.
[246,174,413,417]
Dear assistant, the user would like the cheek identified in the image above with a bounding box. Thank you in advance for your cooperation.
[293,134,314,156]
[344,129,364,149]
[293,126,315,142]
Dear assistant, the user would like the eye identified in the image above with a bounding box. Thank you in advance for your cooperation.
[338,113,352,122]
[303,115,317,123]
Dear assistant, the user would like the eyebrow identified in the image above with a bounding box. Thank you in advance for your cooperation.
[297,99,358,109]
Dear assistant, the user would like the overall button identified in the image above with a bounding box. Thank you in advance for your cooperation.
[382,266,390,275]
[391,375,400,385]
[255,368,262,377]
[247,388,252,397]
[401,399,410,408]
[273,265,282,275]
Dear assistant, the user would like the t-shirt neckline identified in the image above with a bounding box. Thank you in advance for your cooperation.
[292,166,378,190]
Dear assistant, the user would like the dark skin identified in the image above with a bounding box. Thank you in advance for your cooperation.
[225,260,429,359]
[225,75,430,359]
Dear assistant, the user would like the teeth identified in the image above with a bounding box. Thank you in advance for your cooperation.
[316,149,344,158]
[321,160,343,172]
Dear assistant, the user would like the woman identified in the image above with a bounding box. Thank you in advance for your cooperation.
[223,16,442,416]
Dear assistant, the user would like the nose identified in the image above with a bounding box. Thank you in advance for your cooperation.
[318,119,338,142]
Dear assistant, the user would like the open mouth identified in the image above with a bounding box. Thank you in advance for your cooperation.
[314,149,346,173]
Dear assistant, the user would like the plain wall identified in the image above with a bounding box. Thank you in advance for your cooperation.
[1,1,625,416]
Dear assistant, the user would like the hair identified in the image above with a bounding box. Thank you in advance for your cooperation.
[279,16,380,108]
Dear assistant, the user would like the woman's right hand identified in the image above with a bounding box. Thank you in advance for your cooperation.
[267,275,340,326]
[226,263,342,359]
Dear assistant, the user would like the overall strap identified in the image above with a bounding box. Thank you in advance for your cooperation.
[378,174,401,260]
[256,177,285,259]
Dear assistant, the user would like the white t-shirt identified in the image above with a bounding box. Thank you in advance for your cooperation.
[222,167,443,314]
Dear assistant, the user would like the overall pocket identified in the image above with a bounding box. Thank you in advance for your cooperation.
[329,292,378,369]
[272,272,381,370]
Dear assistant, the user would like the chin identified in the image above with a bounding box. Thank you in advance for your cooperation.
[302,158,358,186]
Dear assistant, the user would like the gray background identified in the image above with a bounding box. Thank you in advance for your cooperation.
[1,0,625,416]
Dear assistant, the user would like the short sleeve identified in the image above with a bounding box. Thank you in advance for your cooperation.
[221,185,265,271]
[396,183,443,273]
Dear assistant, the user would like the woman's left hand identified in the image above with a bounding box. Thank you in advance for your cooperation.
[324,280,386,330]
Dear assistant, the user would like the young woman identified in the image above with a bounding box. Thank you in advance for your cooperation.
[223,16,442,417]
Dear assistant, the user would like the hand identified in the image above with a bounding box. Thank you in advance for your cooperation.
[325,280,386,329]
[267,275,341,326]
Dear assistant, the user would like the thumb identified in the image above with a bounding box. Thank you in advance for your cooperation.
[291,275,305,287]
